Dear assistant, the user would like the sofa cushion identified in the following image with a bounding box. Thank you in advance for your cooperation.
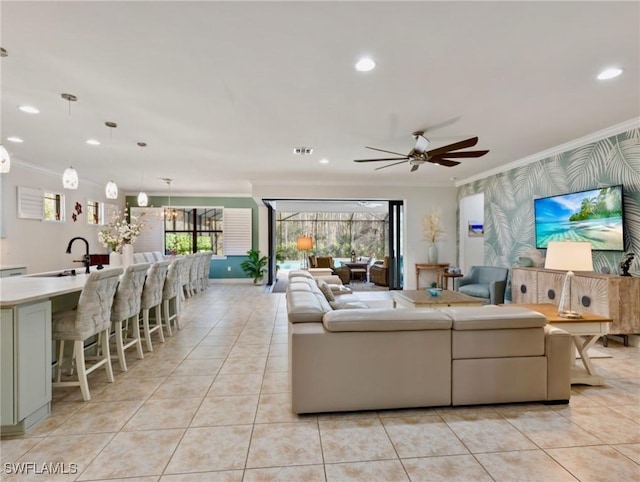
[289,270,313,280]
[458,284,490,300]
[443,306,546,330]
[329,300,369,310]
[323,308,452,332]
[287,282,313,292]
[287,291,332,323]
[317,279,336,302]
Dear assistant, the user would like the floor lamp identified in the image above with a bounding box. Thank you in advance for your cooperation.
[297,236,313,269]
[544,241,593,318]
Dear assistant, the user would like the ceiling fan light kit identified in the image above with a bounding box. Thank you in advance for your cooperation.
[354,131,489,172]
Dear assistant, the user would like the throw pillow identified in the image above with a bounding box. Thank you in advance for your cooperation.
[317,279,336,302]
[328,284,352,294]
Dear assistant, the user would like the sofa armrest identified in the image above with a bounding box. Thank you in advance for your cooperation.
[544,325,572,402]
[489,280,507,304]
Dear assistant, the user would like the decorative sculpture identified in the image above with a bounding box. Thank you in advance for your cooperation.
[619,252,635,277]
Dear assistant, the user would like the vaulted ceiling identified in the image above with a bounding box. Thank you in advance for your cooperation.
[2,1,638,195]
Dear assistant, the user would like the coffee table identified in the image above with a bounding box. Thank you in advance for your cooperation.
[393,290,484,309]
[509,303,611,386]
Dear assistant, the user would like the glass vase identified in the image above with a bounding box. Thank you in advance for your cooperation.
[428,244,439,264]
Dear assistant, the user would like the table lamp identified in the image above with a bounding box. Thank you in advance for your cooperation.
[544,241,593,318]
[296,236,313,269]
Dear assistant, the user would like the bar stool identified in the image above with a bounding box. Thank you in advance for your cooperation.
[140,260,170,352]
[188,253,201,296]
[199,251,212,291]
[162,258,184,336]
[52,267,123,401]
[181,254,195,298]
[110,262,149,371]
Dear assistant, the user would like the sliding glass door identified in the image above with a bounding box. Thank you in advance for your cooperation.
[388,201,404,289]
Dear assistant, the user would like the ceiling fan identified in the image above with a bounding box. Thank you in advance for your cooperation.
[354,131,489,172]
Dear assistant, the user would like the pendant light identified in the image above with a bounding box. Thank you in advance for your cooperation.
[0,145,10,173]
[137,142,148,206]
[61,93,79,189]
[161,177,177,220]
[104,122,118,199]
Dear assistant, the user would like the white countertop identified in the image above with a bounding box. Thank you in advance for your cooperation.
[0,273,91,307]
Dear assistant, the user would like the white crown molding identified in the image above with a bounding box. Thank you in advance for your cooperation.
[455,117,640,188]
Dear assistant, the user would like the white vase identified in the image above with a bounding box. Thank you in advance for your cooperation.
[109,251,122,267]
[122,244,134,268]
[428,244,439,264]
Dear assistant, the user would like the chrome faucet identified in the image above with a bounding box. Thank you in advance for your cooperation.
[66,237,91,274]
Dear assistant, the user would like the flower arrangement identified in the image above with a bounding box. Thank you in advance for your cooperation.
[422,209,444,244]
[98,210,145,251]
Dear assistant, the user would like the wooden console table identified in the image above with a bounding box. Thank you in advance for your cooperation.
[415,263,449,289]
[509,303,611,386]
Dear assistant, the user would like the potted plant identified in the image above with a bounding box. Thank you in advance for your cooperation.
[241,249,269,284]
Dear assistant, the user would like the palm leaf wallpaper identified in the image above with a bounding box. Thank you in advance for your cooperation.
[458,128,640,275]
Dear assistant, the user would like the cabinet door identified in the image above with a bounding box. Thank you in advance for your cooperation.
[511,268,538,304]
[536,271,565,305]
[16,301,51,420]
[572,276,609,317]
[0,309,15,425]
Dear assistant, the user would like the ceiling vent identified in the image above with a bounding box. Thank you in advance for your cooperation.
[293,147,313,155]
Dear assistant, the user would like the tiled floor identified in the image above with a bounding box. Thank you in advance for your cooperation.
[2,285,639,481]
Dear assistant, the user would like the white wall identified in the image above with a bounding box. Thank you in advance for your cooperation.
[0,163,124,273]
[252,183,458,289]
[459,193,485,274]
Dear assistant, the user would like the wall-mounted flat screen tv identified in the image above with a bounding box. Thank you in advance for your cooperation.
[534,185,625,251]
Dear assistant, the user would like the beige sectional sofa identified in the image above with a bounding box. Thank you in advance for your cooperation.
[286,271,572,414]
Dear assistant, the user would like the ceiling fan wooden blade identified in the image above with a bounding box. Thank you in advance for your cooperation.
[426,137,478,157]
[365,146,409,157]
[441,150,489,158]
[374,160,408,171]
[429,158,460,167]
[354,157,409,163]
[410,164,419,172]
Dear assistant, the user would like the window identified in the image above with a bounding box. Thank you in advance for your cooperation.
[86,200,102,225]
[44,191,64,221]
[164,208,224,255]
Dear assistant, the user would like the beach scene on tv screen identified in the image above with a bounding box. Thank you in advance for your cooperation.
[535,186,624,250]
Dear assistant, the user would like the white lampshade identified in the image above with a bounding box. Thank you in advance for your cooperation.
[105,180,118,199]
[137,191,148,207]
[545,241,594,272]
[62,166,79,189]
[0,145,10,173]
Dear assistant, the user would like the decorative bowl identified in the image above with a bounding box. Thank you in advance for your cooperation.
[428,288,443,297]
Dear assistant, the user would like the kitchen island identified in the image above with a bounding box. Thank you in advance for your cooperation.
[0,271,92,435]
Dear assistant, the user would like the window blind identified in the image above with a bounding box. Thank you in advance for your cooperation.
[223,208,252,255]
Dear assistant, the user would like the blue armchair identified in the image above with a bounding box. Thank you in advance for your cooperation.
[454,266,509,304]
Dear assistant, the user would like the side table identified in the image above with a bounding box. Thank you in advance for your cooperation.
[442,272,463,290]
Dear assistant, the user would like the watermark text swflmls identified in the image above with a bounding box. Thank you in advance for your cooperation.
[3,462,78,475]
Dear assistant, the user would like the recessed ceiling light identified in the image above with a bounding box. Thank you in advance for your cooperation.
[86,139,100,146]
[18,105,40,114]
[319,158,329,164]
[7,136,23,143]
[355,57,375,72]
[597,67,623,80]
